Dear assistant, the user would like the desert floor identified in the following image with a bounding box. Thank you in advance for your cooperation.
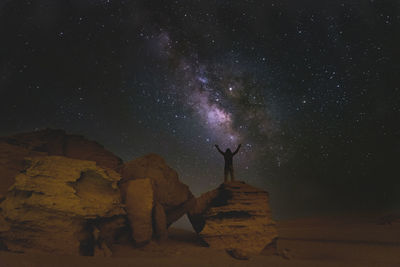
[0,212,399,267]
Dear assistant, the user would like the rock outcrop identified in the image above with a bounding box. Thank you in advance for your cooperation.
[121,154,194,228]
[0,131,198,253]
[0,129,123,196]
[0,156,125,255]
[188,181,278,256]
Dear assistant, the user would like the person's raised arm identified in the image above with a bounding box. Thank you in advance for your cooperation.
[215,144,224,155]
[233,144,242,155]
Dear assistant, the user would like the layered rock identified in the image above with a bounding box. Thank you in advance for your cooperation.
[0,129,123,196]
[121,154,194,228]
[0,130,199,252]
[0,140,45,196]
[0,156,125,255]
[188,181,278,255]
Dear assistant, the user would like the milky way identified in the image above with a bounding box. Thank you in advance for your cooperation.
[166,44,242,147]
[150,30,284,170]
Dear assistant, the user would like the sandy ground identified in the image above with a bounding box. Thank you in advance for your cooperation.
[0,213,399,267]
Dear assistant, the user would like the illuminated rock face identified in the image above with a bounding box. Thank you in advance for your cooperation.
[0,156,125,255]
[0,129,123,196]
[0,131,197,252]
[121,154,194,226]
[188,181,278,255]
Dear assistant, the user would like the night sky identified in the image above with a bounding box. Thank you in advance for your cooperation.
[0,0,399,219]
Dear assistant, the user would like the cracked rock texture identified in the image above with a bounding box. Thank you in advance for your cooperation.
[0,129,123,196]
[188,181,278,255]
[0,156,125,255]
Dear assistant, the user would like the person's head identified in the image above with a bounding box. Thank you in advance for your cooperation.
[226,148,232,154]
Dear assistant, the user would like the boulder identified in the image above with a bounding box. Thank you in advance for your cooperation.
[121,154,194,226]
[153,202,168,240]
[0,156,125,255]
[119,178,154,245]
[188,181,278,255]
[0,129,123,195]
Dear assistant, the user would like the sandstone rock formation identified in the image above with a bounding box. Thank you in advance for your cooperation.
[153,202,168,240]
[0,129,123,196]
[188,181,278,256]
[119,178,154,245]
[0,156,125,255]
[0,131,196,251]
[121,154,194,228]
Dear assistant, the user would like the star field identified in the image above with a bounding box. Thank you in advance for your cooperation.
[0,0,399,218]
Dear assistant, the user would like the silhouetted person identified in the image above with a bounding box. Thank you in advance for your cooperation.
[215,144,241,182]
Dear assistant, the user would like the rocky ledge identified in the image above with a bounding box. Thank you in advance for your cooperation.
[188,181,278,256]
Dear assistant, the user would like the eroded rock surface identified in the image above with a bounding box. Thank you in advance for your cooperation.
[121,154,194,226]
[0,129,123,196]
[188,181,278,255]
[0,156,125,255]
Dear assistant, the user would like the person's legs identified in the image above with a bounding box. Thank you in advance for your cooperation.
[224,167,228,183]
[230,166,235,181]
